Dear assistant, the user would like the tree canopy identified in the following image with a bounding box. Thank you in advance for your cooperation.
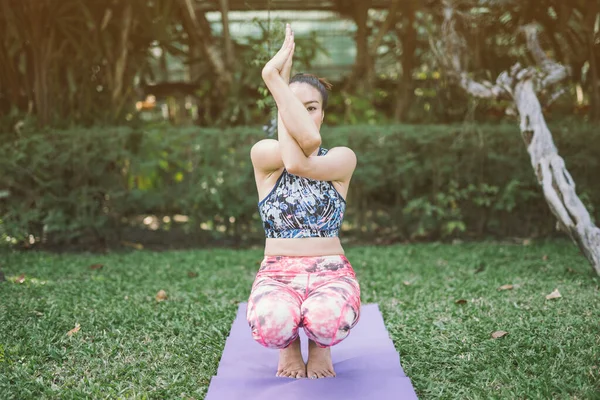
[0,0,598,128]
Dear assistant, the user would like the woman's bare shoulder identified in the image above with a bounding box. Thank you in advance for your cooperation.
[323,146,357,162]
[251,139,284,173]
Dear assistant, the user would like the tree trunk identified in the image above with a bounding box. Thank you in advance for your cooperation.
[32,45,51,126]
[111,2,133,118]
[346,0,373,93]
[178,0,231,96]
[159,46,169,82]
[394,1,416,121]
[23,0,53,126]
[584,0,600,121]
[0,34,23,112]
[219,0,234,69]
[515,79,600,273]
[433,5,600,276]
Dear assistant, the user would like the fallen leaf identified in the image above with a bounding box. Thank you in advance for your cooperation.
[67,323,81,336]
[455,299,467,304]
[387,298,403,307]
[491,330,508,339]
[187,271,198,278]
[402,280,411,286]
[16,274,25,284]
[546,288,562,300]
[89,264,103,270]
[436,259,448,267]
[498,284,514,291]
[155,290,168,302]
[542,255,549,261]
[522,239,532,246]
[474,263,486,274]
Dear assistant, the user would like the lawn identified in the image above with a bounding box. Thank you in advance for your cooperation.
[1,240,599,399]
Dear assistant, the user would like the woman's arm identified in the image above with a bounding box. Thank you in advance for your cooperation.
[274,81,356,183]
[250,139,283,175]
[262,24,356,182]
[275,111,316,174]
[262,26,321,157]
[250,26,306,177]
[265,71,321,156]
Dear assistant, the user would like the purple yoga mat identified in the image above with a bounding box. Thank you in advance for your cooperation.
[206,375,417,400]
[205,303,418,399]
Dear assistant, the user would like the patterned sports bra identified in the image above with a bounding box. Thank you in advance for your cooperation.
[258,148,346,239]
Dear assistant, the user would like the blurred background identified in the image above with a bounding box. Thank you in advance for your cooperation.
[0,0,598,251]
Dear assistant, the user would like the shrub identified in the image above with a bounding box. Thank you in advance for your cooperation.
[1,121,597,248]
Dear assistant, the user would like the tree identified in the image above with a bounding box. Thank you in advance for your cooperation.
[393,0,417,121]
[177,0,231,97]
[337,0,374,93]
[0,0,180,127]
[431,1,600,275]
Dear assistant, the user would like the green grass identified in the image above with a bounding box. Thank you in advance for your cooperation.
[1,240,599,399]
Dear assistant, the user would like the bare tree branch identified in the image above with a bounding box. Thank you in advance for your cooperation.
[370,0,400,56]
[434,5,507,99]
[521,24,551,67]
[521,24,571,88]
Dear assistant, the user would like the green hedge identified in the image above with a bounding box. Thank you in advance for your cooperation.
[1,121,598,247]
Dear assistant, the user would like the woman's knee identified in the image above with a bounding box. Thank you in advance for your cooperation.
[247,288,302,349]
[301,294,360,347]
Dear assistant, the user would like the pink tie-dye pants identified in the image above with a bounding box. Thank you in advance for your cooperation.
[247,255,361,349]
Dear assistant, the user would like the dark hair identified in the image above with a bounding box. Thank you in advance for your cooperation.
[289,73,333,110]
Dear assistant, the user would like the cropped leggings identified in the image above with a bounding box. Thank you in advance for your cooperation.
[247,255,361,349]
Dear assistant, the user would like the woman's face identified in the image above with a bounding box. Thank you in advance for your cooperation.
[289,82,324,131]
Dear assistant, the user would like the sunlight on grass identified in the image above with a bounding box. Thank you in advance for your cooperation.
[6,275,48,286]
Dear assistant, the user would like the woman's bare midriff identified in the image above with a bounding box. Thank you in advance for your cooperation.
[264,237,345,256]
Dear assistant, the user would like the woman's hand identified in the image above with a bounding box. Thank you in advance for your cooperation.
[262,24,295,82]
[280,29,295,84]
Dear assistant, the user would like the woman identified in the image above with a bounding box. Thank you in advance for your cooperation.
[247,24,361,379]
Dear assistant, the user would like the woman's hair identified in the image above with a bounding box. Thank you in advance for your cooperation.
[289,73,333,110]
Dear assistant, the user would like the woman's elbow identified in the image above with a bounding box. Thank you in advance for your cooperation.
[301,136,322,154]
[284,162,304,176]
[285,159,315,176]
[310,133,322,147]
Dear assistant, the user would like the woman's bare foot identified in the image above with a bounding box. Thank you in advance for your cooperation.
[306,339,336,379]
[277,337,306,378]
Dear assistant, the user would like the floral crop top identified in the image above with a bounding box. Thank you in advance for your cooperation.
[258,148,346,239]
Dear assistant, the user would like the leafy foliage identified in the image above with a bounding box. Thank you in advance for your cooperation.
[1,121,598,248]
[2,0,597,129]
